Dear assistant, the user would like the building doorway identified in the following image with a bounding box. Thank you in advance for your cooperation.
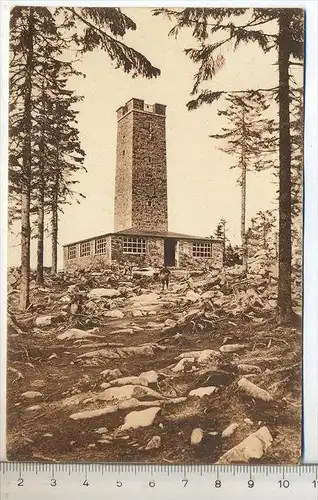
[164,239,177,267]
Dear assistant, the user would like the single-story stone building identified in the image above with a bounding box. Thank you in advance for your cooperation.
[63,98,224,271]
[63,228,223,271]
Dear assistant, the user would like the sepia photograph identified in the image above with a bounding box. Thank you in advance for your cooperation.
[6,6,304,464]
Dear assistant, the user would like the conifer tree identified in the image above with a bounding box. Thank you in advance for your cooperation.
[209,93,276,271]
[154,7,304,324]
[9,6,160,310]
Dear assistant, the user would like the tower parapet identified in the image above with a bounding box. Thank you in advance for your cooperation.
[116,98,166,121]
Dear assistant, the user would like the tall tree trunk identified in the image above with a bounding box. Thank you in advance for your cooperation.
[19,8,34,310]
[51,170,59,275]
[36,87,46,285]
[240,103,248,273]
[277,12,293,324]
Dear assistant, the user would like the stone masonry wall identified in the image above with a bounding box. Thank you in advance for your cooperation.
[178,240,223,270]
[63,236,112,271]
[111,236,164,267]
[114,112,133,231]
[131,110,168,231]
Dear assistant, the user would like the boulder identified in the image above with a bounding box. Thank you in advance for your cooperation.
[100,369,123,380]
[104,310,124,319]
[98,384,165,403]
[21,391,42,399]
[108,376,149,388]
[172,357,196,373]
[35,316,53,327]
[216,426,273,464]
[164,319,177,328]
[78,349,120,359]
[188,386,217,398]
[185,290,201,302]
[120,407,161,431]
[191,428,204,445]
[238,378,273,402]
[221,423,239,439]
[219,344,246,354]
[145,435,161,450]
[57,327,102,341]
[139,370,158,384]
[88,288,121,299]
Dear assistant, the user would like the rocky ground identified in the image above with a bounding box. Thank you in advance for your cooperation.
[7,260,302,464]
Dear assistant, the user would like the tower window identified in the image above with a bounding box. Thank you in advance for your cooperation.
[80,241,91,257]
[122,149,125,156]
[147,200,152,207]
[148,157,151,164]
[123,237,146,254]
[192,242,212,258]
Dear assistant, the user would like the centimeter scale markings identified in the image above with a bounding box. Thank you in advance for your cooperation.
[1,463,318,499]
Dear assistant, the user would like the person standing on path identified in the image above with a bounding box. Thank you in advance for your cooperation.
[159,265,171,291]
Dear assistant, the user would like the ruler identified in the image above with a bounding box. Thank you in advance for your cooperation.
[1,463,318,499]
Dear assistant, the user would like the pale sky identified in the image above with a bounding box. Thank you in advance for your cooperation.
[8,7,296,269]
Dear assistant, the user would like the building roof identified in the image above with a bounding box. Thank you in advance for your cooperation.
[63,228,223,247]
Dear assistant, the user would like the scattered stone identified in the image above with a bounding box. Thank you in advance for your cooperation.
[57,327,102,341]
[185,290,201,302]
[87,443,96,449]
[43,433,53,438]
[188,386,217,398]
[237,364,262,374]
[172,357,196,373]
[216,426,273,464]
[48,353,58,360]
[78,349,120,359]
[201,290,215,300]
[98,385,165,403]
[94,427,108,434]
[35,316,53,327]
[104,310,125,319]
[139,370,158,384]
[132,310,143,317]
[220,344,246,354]
[191,428,204,446]
[25,405,41,411]
[119,344,155,357]
[244,418,254,425]
[145,435,161,450]
[163,319,177,329]
[100,368,123,380]
[221,423,239,439]
[21,391,42,399]
[88,288,121,299]
[120,407,161,431]
[238,377,273,402]
[108,376,149,388]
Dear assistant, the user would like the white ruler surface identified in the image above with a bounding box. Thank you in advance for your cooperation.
[1,463,318,499]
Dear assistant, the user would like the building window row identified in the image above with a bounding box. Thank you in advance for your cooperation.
[68,238,109,260]
[192,242,212,258]
[123,237,146,254]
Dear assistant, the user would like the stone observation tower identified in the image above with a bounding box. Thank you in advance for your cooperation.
[63,97,224,271]
[114,98,168,232]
